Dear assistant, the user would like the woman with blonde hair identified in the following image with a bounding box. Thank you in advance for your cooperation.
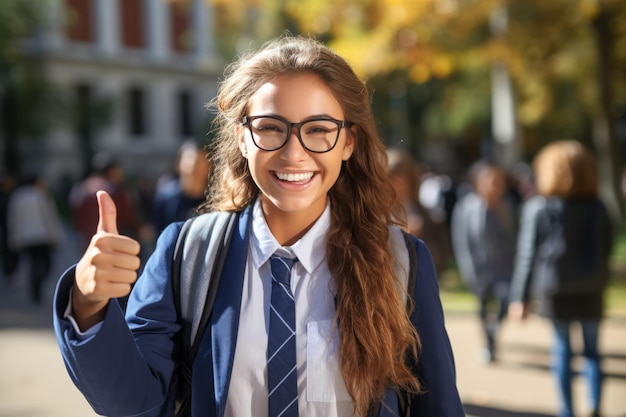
[509,140,614,417]
[52,35,463,417]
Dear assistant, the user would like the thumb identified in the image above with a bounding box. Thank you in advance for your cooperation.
[96,190,119,234]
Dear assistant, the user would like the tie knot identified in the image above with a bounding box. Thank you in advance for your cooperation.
[269,255,297,286]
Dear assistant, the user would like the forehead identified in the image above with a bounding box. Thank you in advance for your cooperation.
[247,73,344,119]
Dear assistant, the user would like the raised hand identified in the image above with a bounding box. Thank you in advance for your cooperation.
[72,190,142,330]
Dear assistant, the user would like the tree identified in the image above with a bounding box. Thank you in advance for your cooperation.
[209,0,626,222]
[0,0,62,175]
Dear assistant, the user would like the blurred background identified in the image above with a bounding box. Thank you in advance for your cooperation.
[0,0,625,416]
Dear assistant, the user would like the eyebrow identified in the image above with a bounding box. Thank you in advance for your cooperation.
[258,113,343,122]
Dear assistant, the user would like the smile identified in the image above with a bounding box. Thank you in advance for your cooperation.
[274,171,314,182]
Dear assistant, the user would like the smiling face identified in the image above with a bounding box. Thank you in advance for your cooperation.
[239,73,354,234]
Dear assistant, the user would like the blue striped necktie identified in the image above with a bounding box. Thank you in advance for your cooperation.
[268,255,299,417]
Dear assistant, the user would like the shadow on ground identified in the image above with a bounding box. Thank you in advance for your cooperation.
[464,403,554,417]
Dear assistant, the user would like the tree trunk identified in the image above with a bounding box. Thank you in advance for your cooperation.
[592,4,624,228]
[1,86,20,175]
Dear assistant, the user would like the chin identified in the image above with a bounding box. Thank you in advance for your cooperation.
[267,196,325,217]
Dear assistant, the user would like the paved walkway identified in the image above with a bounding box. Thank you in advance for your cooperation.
[1,235,625,416]
[448,312,626,417]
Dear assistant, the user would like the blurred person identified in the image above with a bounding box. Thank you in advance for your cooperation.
[451,161,518,363]
[6,174,63,303]
[151,140,212,234]
[508,140,614,417]
[387,148,451,273]
[69,152,152,250]
[419,171,455,226]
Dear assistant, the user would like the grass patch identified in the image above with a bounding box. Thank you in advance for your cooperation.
[610,229,626,270]
[606,277,626,318]
[438,267,475,313]
[438,264,626,318]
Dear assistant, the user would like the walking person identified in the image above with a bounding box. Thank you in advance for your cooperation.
[508,140,614,417]
[6,174,63,303]
[69,152,152,251]
[451,161,518,363]
[53,35,464,417]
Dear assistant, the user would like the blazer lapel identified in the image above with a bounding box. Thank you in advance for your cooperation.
[210,206,252,417]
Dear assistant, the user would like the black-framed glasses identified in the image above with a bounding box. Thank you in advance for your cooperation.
[241,115,354,153]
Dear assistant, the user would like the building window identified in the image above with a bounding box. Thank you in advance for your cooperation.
[65,0,94,42]
[128,87,146,136]
[177,90,192,138]
[169,1,190,53]
[120,0,145,48]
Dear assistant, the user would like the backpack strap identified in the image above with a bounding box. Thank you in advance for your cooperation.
[401,230,418,305]
[172,211,238,417]
[399,230,418,417]
[367,228,418,417]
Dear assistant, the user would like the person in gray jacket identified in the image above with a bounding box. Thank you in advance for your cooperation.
[451,161,518,363]
[508,140,614,417]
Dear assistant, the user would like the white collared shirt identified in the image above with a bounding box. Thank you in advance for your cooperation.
[225,199,353,417]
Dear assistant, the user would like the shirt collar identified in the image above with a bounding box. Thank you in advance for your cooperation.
[250,198,330,274]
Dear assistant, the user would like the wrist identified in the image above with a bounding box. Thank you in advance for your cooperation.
[71,286,109,331]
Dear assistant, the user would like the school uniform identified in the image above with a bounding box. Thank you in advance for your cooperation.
[53,200,464,417]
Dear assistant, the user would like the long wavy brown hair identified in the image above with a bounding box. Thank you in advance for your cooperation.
[200,34,421,416]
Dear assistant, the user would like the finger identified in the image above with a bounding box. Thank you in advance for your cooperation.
[92,251,141,272]
[93,266,138,285]
[93,234,141,256]
[96,190,118,234]
[87,278,135,300]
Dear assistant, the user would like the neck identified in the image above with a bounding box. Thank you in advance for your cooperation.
[261,201,324,246]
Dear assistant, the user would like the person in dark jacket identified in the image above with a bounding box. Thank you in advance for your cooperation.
[509,140,614,417]
[151,140,212,234]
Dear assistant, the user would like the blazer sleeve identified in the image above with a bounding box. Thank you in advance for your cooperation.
[408,237,465,416]
[53,222,185,417]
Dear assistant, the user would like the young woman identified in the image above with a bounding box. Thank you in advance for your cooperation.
[508,140,614,417]
[54,35,464,417]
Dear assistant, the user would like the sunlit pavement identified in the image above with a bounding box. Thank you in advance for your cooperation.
[1,230,625,417]
[448,312,626,417]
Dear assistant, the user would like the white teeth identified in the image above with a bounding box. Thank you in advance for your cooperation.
[275,172,314,182]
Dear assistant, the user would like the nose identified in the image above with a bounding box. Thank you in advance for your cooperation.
[281,127,308,159]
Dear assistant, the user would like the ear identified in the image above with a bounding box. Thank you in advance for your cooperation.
[237,126,248,157]
[342,126,356,161]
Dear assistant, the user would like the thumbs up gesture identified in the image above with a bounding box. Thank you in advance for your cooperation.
[73,191,142,330]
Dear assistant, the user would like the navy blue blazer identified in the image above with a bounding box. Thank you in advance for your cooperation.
[53,206,464,416]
